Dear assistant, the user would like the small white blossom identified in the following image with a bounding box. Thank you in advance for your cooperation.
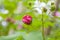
[35,8,42,14]
[34,0,40,8]
[47,1,51,7]
[3,10,9,14]
[39,2,46,8]
[46,9,50,15]
[1,9,9,14]
[47,1,55,7]
[1,21,8,27]
[33,0,56,15]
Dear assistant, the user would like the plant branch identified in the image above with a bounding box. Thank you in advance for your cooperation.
[42,13,45,40]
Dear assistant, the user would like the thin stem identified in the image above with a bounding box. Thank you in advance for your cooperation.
[42,13,45,40]
[55,0,60,11]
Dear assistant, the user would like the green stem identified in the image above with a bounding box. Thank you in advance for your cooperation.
[42,26,45,40]
[42,13,45,40]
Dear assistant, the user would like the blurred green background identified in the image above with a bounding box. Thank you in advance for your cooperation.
[0,0,60,40]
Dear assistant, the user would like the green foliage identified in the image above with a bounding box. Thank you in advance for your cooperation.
[0,31,43,40]
[16,35,24,40]
[0,0,60,40]
[47,29,60,40]
[39,0,48,3]
[22,0,35,9]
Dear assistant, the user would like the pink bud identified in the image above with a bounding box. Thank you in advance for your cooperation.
[54,12,60,17]
[22,15,32,25]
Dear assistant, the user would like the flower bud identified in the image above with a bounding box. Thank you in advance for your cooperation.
[54,11,60,17]
[22,15,32,25]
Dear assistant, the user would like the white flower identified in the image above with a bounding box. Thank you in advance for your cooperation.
[46,9,50,15]
[34,0,40,8]
[0,16,3,21]
[47,1,55,6]
[33,0,55,15]
[1,9,9,14]
[3,10,9,14]
[47,1,51,7]
[1,21,8,27]
[39,2,46,8]
[35,8,42,14]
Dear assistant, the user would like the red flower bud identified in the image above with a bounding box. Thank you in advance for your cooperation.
[22,15,32,25]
